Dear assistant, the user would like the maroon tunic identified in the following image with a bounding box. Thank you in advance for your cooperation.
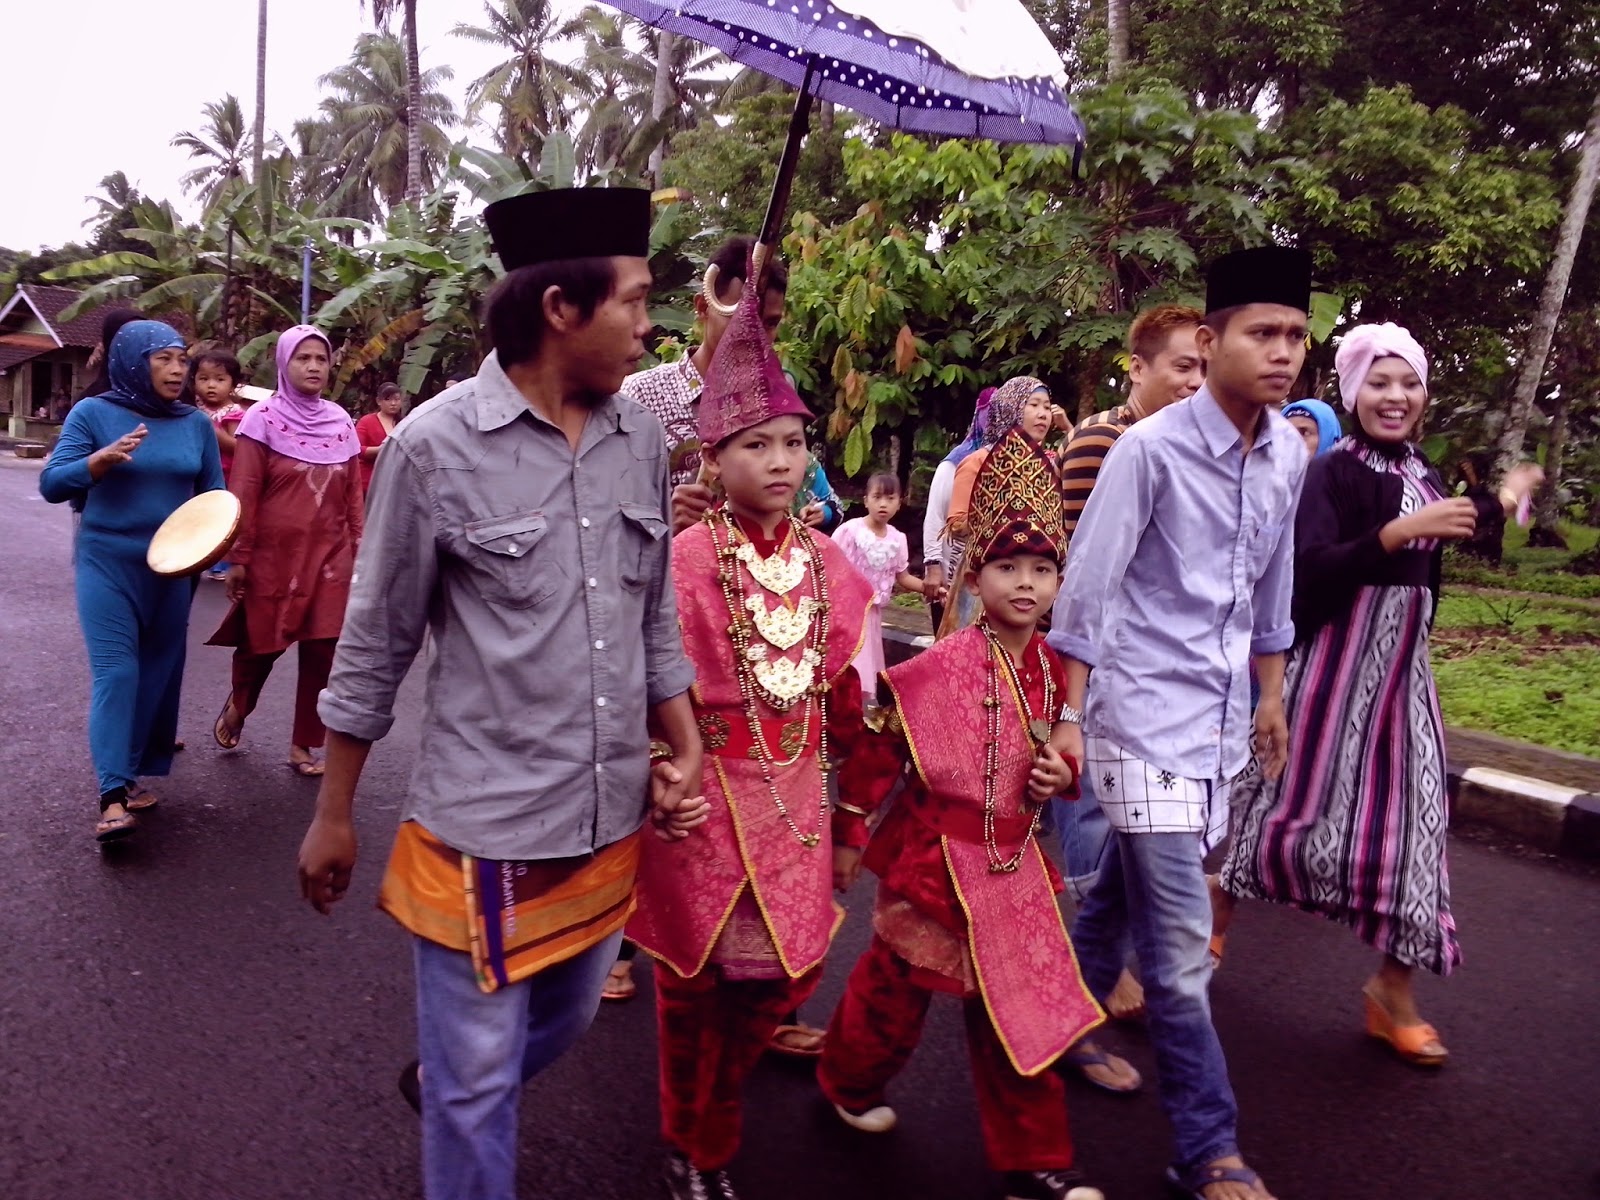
[208,434,363,654]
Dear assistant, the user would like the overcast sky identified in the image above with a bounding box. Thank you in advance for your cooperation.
[1,0,597,253]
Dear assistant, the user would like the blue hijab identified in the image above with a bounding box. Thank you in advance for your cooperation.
[98,320,193,420]
[943,387,995,466]
[1283,398,1342,455]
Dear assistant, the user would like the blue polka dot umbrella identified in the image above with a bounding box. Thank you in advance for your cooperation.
[602,0,1083,258]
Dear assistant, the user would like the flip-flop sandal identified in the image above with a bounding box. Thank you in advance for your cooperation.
[125,785,160,812]
[768,1024,826,1058]
[213,697,242,750]
[1061,1041,1143,1094]
[601,971,638,1002]
[1165,1162,1265,1199]
[288,759,325,778]
[95,810,138,843]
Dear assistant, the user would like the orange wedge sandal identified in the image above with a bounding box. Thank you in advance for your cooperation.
[1363,988,1448,1066]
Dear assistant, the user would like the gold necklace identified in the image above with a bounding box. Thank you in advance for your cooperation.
[978,620,1055,874]
[709,506,833,848]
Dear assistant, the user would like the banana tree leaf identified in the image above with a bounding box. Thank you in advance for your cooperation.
[315,267,416,327]
[539,132,577,190]
[52,277,146,323]
[42,252,164,281]
[237,331,281,377]
[333,309,428,399]
[141,273,227,307]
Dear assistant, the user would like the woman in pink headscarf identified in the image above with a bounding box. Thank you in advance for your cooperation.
[209,326,362,776]
[1218,323,1542,1067]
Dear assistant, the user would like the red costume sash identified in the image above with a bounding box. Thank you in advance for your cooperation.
[883,626,1104,1075]
[629,522,871,980]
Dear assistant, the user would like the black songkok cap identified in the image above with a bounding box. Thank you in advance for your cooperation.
[484,188,652,271]
[1205,246,1313,315]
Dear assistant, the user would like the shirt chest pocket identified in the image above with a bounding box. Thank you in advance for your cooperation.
[463,510,559,609]
[619,501,668,590]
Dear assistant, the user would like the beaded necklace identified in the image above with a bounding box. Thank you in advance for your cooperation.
[978,620,1055,874]
[708,504,833,849]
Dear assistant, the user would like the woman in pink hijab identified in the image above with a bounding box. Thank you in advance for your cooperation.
[1218,322,1541,1067]
[209,326,362,776]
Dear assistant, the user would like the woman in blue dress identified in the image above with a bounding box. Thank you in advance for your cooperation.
[40,321,224,842]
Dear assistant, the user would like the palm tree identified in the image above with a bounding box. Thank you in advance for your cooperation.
[253,0,269,186]
[361,0,426,203]
[172,95,252,208]
[452,0,587,165]
[567,7,722,180]
[307,33,458,214]
[83,172,142,232]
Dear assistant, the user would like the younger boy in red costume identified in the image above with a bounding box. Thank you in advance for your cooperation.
[628,265,873,1200]
[820,428,1107,1200]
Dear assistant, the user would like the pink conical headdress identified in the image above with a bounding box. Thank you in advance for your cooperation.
[697,256,811,445]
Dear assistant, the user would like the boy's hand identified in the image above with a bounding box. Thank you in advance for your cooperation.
[833,845,863,893]
[649,758,710,841]
[1028,743,1076,803]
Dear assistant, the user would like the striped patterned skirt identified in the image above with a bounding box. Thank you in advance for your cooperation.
[1221,584,1460,975]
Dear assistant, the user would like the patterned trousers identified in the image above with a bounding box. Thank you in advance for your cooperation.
[817,935,1076,1172]
[655,964,822,1170]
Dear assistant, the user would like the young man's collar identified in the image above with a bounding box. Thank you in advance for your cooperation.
[1189,384,1280,458]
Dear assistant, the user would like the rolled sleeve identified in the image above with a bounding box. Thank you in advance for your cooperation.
[642,449,695,706]
[1055,436,1155,669]
[318,444,438,741]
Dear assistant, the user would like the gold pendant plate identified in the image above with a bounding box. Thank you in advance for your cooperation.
[737,541,808,595]
[745,594,816,651]
[752,654,817,707]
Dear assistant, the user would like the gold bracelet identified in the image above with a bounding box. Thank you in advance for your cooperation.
[834,801,871,818]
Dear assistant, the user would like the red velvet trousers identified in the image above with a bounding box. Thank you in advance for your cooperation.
[818,935,1076,1172]
[655,964,822,1170]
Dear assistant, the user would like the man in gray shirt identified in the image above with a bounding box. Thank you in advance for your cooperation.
[296,187,703,1200]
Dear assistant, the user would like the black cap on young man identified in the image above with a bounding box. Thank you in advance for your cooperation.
[1205,246,1312,315]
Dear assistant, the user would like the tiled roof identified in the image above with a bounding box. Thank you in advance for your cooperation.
[0,344,44,372]
[9,284,113,348]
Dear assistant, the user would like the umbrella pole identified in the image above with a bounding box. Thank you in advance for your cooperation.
[755,56,817,288]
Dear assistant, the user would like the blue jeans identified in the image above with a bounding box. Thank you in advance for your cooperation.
[413,930,624,1200]
[1053,768,1114,904]
[1070,829,1238,1173]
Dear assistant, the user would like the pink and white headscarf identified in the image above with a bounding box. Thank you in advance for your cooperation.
[1333,322,1429,413]
[235,325,358,464]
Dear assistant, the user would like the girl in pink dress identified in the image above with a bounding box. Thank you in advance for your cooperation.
[833,474,928,707]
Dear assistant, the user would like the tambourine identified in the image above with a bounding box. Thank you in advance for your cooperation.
[146,490,242,577]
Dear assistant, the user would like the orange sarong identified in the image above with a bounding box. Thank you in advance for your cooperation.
[379,820,640,993]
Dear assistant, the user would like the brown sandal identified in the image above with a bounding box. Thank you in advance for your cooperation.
[125,785,159,812]
[214,697,243,750]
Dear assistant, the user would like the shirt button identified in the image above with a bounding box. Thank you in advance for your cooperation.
[581,517,591,529]
[587,577,598,588]
[595,764,604,775]
[594,640,605,650]
[596,697,607,708]
[506,543,518,554]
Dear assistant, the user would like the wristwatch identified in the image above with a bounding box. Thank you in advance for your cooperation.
[649,740,675,763]
[1057,703,1085,727]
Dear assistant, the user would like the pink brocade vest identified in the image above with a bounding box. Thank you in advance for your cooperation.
[628,523,872,980]
[883,626,1104,1075]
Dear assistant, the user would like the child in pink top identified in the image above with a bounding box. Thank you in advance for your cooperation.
[833,474,928,707]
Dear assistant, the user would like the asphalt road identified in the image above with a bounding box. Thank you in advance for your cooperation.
[2,454,1597,1200]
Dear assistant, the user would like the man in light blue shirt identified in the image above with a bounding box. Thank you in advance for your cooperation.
[1049,246,1312,1200]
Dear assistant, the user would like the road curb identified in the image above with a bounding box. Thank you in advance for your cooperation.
[883,625,1600,861]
